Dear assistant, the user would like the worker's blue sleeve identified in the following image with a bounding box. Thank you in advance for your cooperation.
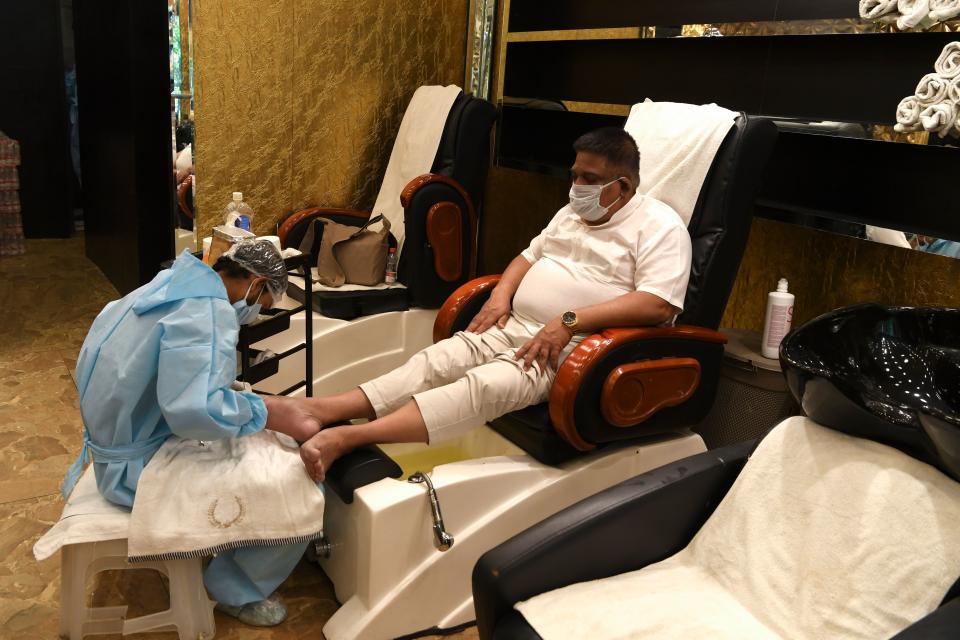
[156,298,267,440]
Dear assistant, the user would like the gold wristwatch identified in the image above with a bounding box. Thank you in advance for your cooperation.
[561,310,579,331]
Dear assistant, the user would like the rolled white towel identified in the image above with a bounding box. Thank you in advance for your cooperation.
[929,0,960,20]
[898,0,933,28]
[935,42,960,79]
[894,95,924,132]
[947,76,960,104]
[860,0,899,18]
[919,101,958,136]
[915,72,950,103]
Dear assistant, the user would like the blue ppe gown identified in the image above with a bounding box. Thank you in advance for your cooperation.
[62,251,307,607]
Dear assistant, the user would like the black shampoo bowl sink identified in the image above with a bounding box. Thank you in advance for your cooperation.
[780,303,960,480]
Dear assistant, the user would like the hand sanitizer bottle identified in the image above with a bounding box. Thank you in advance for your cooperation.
[761,278,795,359]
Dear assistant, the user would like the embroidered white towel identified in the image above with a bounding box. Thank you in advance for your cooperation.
[930,0,960,21]
[126,430,325,561]
[898,0,934,28]
[915,72,950,103]
[860,0,899,18]
[920,101,958,135]
[935,42,960,78]
[894,95,924,132]
[369,84,462,256]
[624,100,737,225]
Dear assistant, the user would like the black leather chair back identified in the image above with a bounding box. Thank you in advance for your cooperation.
[431,93,497,216]
[400,93,497,308]
[678,116,778,329]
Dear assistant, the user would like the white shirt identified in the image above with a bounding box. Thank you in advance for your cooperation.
[512,193,692,331]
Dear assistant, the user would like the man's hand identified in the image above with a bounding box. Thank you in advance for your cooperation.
[466,291,512,334]
[515,318,574,371]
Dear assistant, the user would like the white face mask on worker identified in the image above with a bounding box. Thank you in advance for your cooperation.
[568,178,623,222]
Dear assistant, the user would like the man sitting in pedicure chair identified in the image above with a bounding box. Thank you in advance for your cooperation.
[299,127,693,482]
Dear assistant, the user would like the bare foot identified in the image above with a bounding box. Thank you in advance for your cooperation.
[262,395,322,442]
[299,427,349,482]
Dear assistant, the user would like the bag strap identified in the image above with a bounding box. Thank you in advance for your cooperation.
[348,214,390,239]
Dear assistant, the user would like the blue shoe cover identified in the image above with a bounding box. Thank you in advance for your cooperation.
[216,594,288,626]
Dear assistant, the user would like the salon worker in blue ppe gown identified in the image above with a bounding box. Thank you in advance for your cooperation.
[61,239,322,627]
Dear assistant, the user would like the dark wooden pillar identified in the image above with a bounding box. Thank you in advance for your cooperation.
[74,0,174,294]
[0,0,74,239]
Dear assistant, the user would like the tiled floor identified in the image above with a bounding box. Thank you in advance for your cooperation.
[0,237,478,639]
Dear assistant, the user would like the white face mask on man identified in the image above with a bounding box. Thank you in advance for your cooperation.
[568,178,624,222]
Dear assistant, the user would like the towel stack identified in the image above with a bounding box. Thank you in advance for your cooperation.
[894,42,960,137]
[860,0,960,29]
[0,132,25,257]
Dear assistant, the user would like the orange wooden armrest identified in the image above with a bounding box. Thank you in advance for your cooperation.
[433,275,501,343]
[402,174,478,280]
[601,358,701,427]
[549,326,728,451]
[277,207,372,247]
[176,174,194,220]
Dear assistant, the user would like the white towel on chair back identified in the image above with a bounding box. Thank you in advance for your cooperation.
[624,100,737,226]
[126,430,325,561]
[516,417,960,639]
[370,85,462,256]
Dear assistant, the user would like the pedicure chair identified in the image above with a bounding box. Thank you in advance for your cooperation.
[286,114,779,639]
[472,304,960,639]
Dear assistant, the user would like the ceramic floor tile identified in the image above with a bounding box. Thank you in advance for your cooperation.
[0,495,63,640]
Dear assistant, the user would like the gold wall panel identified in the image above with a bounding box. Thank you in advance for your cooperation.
[722,218,960,332]
[193,0,467,239]
[478,166,568,273]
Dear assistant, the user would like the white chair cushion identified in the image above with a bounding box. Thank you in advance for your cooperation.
[33,468,130,562]
[516,417,960,639]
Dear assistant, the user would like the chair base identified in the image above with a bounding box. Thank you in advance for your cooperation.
[318,426,706,640]
[60,538,215,640]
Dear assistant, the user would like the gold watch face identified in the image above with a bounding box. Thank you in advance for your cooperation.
[562,311,577,327]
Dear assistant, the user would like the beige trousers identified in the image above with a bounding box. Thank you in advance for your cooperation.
[359,316,559,443]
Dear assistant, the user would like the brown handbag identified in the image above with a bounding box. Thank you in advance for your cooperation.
[310,214,391,287]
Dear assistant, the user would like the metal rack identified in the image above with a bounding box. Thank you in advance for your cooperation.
[237,253,314,396]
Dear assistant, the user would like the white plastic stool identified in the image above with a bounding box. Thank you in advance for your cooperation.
[59,538,215,640]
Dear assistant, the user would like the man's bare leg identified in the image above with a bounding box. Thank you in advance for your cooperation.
[300,400,427,481]
[299,388,376,427]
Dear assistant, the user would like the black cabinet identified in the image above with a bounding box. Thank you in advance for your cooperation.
[237,254,314,397]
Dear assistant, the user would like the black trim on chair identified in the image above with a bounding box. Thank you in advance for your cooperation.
[324,445,403,505]
[890,598,960,640]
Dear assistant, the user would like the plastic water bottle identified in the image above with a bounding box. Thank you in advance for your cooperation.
[384,247,398,284]
[224,192,255,230]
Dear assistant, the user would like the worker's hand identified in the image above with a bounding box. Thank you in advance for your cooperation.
[299,428,347,483]
[515,318,574,371]
[466,290,512,334]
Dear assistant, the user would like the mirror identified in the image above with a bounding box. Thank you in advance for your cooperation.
[169,0,196,254]
[468,0,497,100]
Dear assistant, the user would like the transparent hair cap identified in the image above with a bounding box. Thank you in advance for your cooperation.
[222,239,287,300]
